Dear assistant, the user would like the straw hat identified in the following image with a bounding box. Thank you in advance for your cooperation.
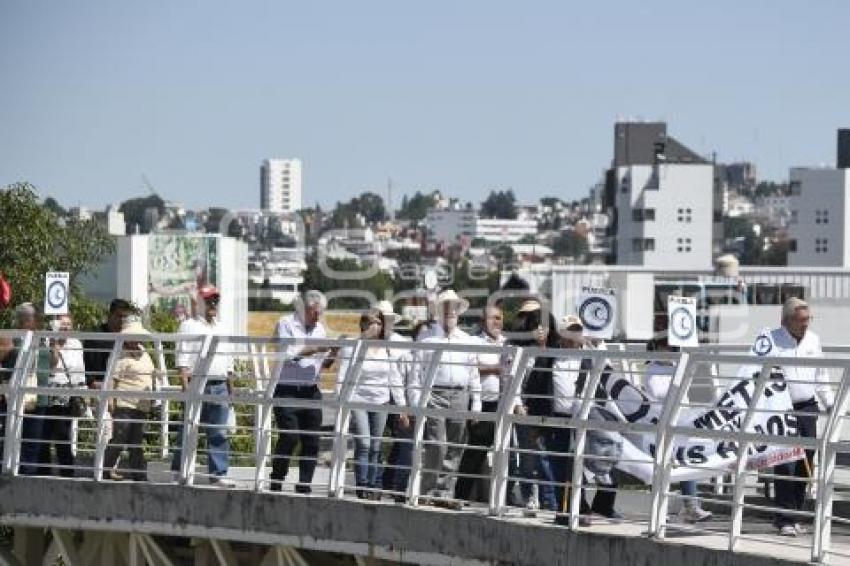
[121,315,150,336]
[436,289,469,315]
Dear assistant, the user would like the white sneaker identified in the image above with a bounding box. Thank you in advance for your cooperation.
[779,524,797,537]
[209,476,236,488]
[794,523,808,535]
[678,505,712,523]
[522,497,539,518]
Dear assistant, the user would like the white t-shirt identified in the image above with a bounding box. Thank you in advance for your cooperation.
[476,331,505,403]
[336,345,406,405]
[410,327,482,411]
[175,317,233,379]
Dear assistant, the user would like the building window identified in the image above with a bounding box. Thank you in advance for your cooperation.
[676,237,692,253]
[815,238,829,254]
[788,239,797,253]
[621,176,630,193]
[790,210,798,224]
[632,208,656,222]
[632,238,655,252]
[677,207,692,223]
[815,209,829,224]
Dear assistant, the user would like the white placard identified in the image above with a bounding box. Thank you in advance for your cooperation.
[576,286,617,339]
[667,295,697,347]
[44,272,70,315]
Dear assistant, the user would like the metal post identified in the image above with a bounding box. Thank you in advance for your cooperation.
[812,366,850,563]
[648,351,696,538]
[3,331,34,475]
[487,347,525,516]
[728,361,772,552]
[180,335,216,485]
[406,346,443,506]
[154,338,171,459]
[254,340,281,492]
[329,340,366,497]
[568,356,607,530]
[93,335,124,481]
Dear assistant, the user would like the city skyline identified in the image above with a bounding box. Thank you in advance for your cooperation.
[2,1,850,210]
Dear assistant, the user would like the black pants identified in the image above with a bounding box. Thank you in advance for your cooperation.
[774,398,819,527]
[38,406,76,478]
[104,407,148,481]
[455,401,498,501]
[272,384,323,486]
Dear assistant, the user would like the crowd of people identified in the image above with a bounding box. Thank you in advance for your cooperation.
[0,288,835,535]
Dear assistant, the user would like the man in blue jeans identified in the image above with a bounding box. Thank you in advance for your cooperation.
[171,285,234,487]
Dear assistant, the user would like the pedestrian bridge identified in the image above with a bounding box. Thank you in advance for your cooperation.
[1,330,850,565]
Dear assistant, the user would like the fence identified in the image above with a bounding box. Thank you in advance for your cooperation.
[1,329,850,564]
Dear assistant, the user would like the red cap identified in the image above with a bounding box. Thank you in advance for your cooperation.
[198,284,220,300]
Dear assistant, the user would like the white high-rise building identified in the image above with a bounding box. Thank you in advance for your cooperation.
[261,158,302,213]
[606,122,715,270]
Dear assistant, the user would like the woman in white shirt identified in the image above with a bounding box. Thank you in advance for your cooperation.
[337,309,408,499]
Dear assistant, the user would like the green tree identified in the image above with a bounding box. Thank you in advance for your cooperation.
[396,191,433,221]
[480,189,517,219]
[43,197,67,217]
[0,183,116,328]
[330,191,387,228]
[119,194,165,234]
[553,231,589,259]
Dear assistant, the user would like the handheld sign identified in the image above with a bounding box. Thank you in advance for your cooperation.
[44,272,70,316]
[668,295,697,348]
[576,286,617,339]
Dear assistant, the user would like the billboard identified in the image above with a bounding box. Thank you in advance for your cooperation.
[147,235,218,314]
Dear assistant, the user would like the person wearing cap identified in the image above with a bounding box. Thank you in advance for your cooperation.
[103,316,156,481]
[454,304,506,503]
[270,289,333,493]
[410,289,483,501]
[549,314,625,526]
[742,297,834,537]
[336,308,408,499]
[170,284,235,487]
[644,320,711,524]
[508,300,560,515]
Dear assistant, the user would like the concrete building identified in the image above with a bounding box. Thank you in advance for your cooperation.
[605,122,716,270]
[475,217,538,243]
[424,206,476,246]
[787,169,849,268]
[260,158,302,213]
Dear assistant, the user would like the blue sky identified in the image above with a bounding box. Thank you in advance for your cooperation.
[1,1,849,210]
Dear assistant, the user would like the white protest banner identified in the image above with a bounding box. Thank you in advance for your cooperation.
[44,272,70,316]
[576,286,617,340]
[667,295,698,348]
[587,366,804,484]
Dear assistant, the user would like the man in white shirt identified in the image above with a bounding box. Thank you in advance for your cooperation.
[746,298,834,536]
[170,285,235,487]
[411,289,482,500]
[270,290,332,494]
[455,304,505,502]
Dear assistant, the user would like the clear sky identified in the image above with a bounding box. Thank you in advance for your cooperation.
[2,1,849,211]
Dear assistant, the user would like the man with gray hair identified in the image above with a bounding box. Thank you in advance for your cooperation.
[745,297,834,536]
[270,290,334,493]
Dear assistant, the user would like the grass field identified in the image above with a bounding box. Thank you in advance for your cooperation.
[247,311,362,337]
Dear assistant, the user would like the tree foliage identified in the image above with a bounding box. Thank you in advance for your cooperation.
[119,194,165,234]
[553,231,589,260]
[396,191,433,221]
[480,189,517,219]
[0,183,116,328]
[331,191,387,228]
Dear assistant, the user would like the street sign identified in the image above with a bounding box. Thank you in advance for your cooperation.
[668,295,697,348]
[576,286,617,339]
[44,272,70,316]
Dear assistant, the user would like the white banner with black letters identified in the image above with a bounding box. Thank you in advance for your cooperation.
[585,367,805,484]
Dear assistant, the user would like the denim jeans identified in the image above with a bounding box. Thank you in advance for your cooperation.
[351,409,388,488]
[516,424,558,511]
[171,381,230,477]
[383,413,414,494]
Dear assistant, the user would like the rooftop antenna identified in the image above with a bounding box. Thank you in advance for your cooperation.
[141,174,157,196]
[387,177,395,221]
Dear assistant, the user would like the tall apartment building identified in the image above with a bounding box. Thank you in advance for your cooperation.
[604,122,716,270]
[787,130,850,268]
[260,158,302,213]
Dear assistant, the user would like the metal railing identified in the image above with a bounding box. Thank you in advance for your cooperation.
[2,329,850,564]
